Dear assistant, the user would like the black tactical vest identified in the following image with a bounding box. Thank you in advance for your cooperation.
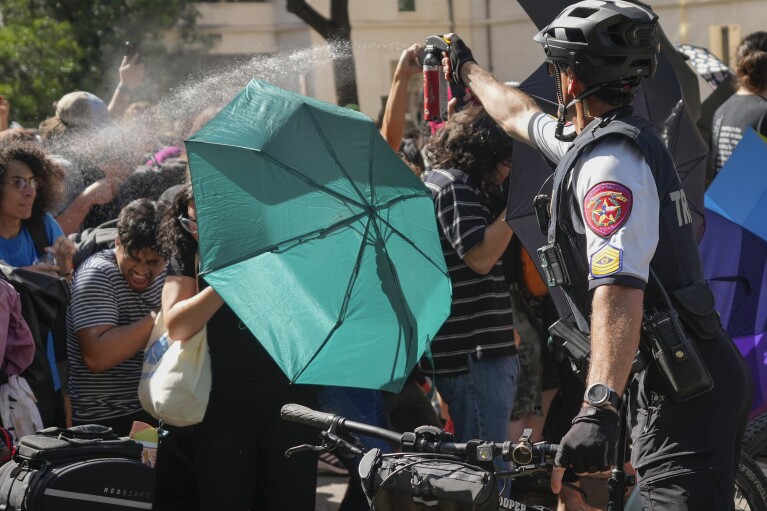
[548,106,704,327]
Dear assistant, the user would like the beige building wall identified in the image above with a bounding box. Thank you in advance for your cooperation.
[194,0,767,121]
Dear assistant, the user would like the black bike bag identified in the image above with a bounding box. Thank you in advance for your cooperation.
[359,448,498,511]
[0,424,155,510]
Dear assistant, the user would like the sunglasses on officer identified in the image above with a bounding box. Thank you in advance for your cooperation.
[2,176,41,191]
[178,215,198,235]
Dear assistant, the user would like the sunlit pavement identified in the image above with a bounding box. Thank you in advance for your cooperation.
[315,474,345,511]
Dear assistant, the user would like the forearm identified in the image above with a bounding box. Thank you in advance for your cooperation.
[80,313,156,373]
[55,194,94,235]
[461,61,540,144]
[588,285,644,395]
[165,286,224,341]
[381,72,410,151]
[462,210,514,275]
[107,86,132,120]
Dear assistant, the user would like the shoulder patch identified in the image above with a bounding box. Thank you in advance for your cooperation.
[583,181,633,238]
[590,244,623,277]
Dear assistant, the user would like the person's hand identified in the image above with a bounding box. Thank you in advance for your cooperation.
[118,54,144,91]
[49,235,76,276]
[440,34,475,89]
[550,406,619,494]
[395,44,424,79]
[0,96,9,132]
[81,177,120,206]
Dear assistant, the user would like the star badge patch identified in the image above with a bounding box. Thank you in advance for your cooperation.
[583,182,633,238]
[590,245,623,277]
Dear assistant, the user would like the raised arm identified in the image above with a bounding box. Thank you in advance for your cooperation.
[381,44,424,151]
[443,34,541,145]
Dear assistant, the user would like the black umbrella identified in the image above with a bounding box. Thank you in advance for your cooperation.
[507,1,710,323]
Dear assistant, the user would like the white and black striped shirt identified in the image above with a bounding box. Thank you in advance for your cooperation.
[422,168,515,376]
[66,250,164,422]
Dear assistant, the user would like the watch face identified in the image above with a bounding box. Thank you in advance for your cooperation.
[587,384,609,405]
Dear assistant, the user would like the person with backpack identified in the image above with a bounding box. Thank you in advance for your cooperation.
[0,142,74,428]
[66,198,165,435]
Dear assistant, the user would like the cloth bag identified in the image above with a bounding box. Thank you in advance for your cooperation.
[138,312,211,427]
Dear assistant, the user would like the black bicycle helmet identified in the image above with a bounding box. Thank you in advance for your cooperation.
[533,0,660,87]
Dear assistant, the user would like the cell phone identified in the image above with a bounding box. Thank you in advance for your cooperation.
[124,41,140,62]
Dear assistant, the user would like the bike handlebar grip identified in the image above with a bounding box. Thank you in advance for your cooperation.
[280,404,336,429]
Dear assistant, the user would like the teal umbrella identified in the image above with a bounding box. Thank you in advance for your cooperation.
[185,80,452,392]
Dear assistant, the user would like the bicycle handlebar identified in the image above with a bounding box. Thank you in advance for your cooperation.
[281,403,558,466]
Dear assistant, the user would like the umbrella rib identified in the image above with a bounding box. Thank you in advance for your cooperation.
[367,214,416,381]
[259,150,369,210]
[197,211,370,277]
[304,106,369,205]
[290,214,373,384]
[373,194,451,278]
[191,140,369,210]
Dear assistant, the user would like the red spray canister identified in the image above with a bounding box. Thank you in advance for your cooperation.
[423,45,443,122]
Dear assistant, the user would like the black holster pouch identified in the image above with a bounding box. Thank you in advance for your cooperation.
[640,304,714,403]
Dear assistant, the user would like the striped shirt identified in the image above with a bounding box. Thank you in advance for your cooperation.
[66,250,164,422]
[421,168,515,376]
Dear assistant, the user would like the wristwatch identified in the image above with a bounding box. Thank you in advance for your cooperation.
[584,383,622,410]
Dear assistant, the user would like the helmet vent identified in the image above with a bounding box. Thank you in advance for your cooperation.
[569,7,599,19]
[565,28,587,43]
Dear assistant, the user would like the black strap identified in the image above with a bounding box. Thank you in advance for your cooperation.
[23,215,49,257]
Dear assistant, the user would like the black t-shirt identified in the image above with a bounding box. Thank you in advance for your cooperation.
[167,253,285,393]
[710,93,767,174]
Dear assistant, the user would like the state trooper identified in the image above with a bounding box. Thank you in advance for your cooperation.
[440,1,751,508]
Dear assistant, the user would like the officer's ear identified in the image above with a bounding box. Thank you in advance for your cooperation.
[567,70,585,97]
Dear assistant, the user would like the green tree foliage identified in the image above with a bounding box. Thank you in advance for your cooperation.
[0,0,205,126]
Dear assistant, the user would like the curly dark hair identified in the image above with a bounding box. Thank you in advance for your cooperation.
[0,141,64,218]
[117,198,163,256]
[425,105,513,187]
[735,31,767,93]
[157,183,197,261]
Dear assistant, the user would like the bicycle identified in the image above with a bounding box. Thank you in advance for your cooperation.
[282,403,558,511]
[283,403,767,511]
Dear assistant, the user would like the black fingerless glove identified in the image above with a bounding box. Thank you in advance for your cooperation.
[448,36,476,89]
[554,406,619,474]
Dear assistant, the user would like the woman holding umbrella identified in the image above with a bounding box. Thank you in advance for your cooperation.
[156,183,317,511]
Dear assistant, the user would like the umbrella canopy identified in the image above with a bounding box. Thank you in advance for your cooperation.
[705,128,767,243]
[185,80,452,392]
[674,43,733,89]
[701,211,767,414]
[701,129,767,412]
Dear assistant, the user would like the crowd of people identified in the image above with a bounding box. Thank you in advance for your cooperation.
[0,1,766,509]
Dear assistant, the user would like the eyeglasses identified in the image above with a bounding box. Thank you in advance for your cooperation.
[2,176,40,190]
[178,215,198,235]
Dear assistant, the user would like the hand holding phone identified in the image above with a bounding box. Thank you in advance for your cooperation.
[124,41,141,63]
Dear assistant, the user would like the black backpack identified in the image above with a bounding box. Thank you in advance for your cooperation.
[67,219,118,270]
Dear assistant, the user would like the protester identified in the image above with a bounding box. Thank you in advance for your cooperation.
[156,183,317,511]
[66,198,165,435]
[710,30,767,175]
[0,142,72,275]
[421,105,518,475]
[440,0,752,508]
[0,141,74,427]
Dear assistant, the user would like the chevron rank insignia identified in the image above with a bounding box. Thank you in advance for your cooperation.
[590,245,623,277]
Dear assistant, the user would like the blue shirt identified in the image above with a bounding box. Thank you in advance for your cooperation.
[0,214,64,266]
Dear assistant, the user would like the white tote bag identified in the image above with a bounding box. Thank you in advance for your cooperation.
[138,312,211,427]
